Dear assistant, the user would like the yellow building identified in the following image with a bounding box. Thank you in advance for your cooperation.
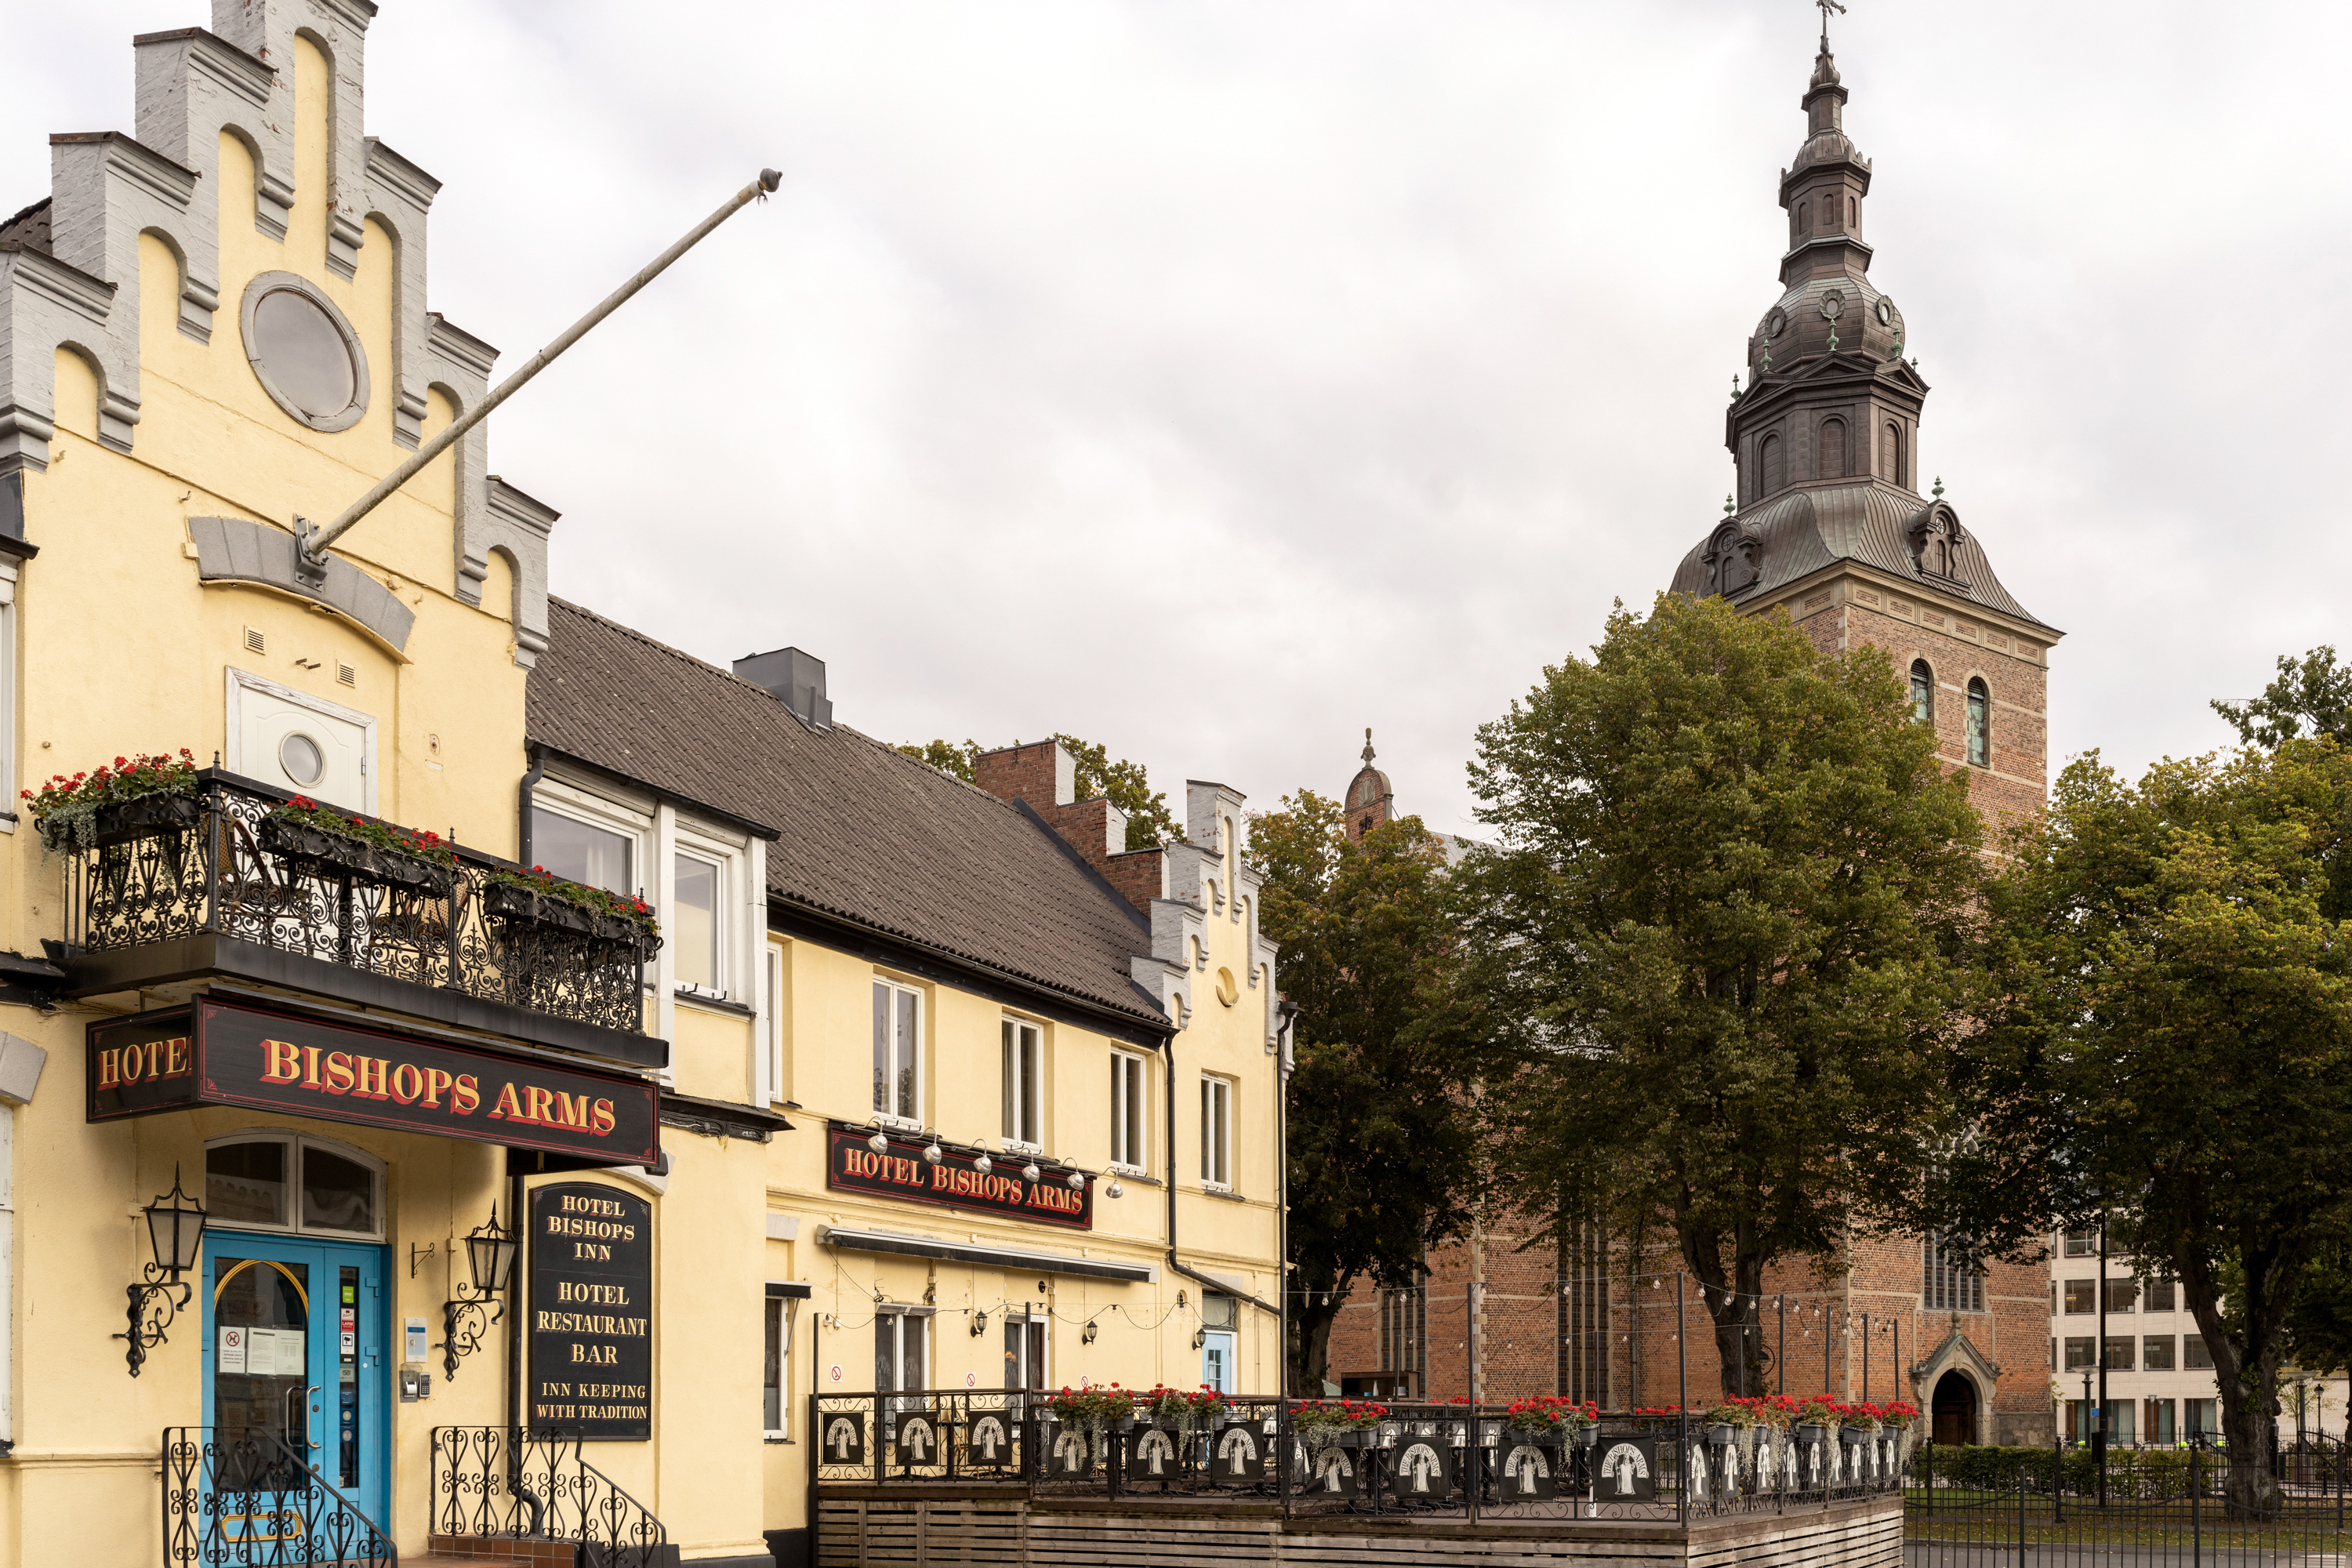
[0,4,1286,1566]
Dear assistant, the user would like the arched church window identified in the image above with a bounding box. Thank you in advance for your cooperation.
[1761,434,1784,495]
[1847,195,1857,228]
[1820,419,1847,480]
[1881,421,1902,485]
[1911,661,1934,727]
[1821,194,1836,230]
[1797,203,1810,237]
[1966,679,1991,768]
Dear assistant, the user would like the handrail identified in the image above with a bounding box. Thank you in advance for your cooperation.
[162,1425,397,1567]
[430,1425,665,1568]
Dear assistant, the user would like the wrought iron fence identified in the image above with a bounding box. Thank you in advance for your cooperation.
[162,1425,395,1567]
[809,1393,1911,1524]
[429,1425,665,1568]
[67,771,653,1035]
[1906,1434,2350,1568]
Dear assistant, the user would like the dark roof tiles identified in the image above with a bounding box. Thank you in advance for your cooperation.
[527,599,1166,1027]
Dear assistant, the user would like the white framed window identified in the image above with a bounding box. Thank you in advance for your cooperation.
[531,804,637,893]
[871,978,924,1126]
[1002,1312,1047,1391]
[1200,1073,1232,1190]
[764,1282,803,1439]
[1001,1017,1043,1150]
[1110,1049,1149,1171]
[0,568,16,831]
[672,850,724,993]
[205,1133,383,1240]
[764,945,786,1105]
[874,1306,929,1394]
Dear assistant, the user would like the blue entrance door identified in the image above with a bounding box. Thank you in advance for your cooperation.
[201,1232,390,1553]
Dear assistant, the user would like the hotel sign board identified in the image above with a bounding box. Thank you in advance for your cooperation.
[85,1000,661,1166]
[825,1123,1093,1231]
[528,1181,654,1441]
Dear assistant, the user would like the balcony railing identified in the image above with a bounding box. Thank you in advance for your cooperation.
[64,771,653,1043]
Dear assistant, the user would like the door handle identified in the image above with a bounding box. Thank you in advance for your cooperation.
[305,1384,321,1447]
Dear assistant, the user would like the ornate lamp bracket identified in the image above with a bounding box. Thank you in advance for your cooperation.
[437,1283,507,1381]
[117,1266,194,1378]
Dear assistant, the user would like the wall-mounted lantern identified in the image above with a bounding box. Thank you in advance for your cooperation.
[437,1207,518,1380]
[119,1166,207,1377]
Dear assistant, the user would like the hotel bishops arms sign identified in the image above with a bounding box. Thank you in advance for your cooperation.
[826,1123,1094,1230]
[87,1000,661,1166]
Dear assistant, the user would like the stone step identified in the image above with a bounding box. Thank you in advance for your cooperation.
[424,1537,579,1567]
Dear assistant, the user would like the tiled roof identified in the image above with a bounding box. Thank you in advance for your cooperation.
[0,199,53,252]
[527,598,1167,1028]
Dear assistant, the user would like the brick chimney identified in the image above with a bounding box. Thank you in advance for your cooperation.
[975,740,1165,914]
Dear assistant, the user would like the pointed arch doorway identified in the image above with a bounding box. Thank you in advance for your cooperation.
[1932,1370,1980,1446]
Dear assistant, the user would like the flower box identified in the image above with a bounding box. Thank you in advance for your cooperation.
[1795,1423,1827,1443]
[1710,1424,1738,1445]
[483,880,652,946]
[260,816,453,896]
[90,789,201,848]
[1841,1425,1878,1443]
[1573,1425,1599,1448]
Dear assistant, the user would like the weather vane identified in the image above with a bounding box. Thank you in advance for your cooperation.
[1817,0,1846,49]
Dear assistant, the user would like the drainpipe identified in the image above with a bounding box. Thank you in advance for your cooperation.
[1273,997,1298,1396]
[516,744,546,866]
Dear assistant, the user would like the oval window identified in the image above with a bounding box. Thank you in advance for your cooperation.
[279,731,326,786]
[253,289,355,416]
[241,272,369,432]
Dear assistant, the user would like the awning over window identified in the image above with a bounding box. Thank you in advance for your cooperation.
[815,1225,1156,1284]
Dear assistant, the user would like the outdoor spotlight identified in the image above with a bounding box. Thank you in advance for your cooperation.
[972,1141,993,1175]
[868,1128,890,1155]
[924,1139,943,1166]
[1022,1160,1041,1183]
[1067,1170,1086,1192]
[1107,1179,1124,1200]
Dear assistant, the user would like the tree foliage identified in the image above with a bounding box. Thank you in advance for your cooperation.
[895,734,1179,849]
[2212,645,2352,750]
[1965,740,2352,1510]
[1253,788,1485,1395]
[1461,593,1983,1398]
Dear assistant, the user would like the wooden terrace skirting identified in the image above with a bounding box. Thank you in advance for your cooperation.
[815,1489,1904,1568]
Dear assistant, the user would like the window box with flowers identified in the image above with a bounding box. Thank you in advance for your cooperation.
[1142,1385,1224,1447]
[24,750,200,854]
[1507,1395,1601,1447]
[1294,1397,1388,1453]
[260,797,456,896]
[485,866,660,947]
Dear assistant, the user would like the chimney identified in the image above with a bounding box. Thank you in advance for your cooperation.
[734,647,833,729]
[974,740,1074,808]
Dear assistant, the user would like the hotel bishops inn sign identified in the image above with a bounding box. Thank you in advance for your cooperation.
[86,1000,662,1166]
[826,1123,1094,1229]
[528,1182,655,1440]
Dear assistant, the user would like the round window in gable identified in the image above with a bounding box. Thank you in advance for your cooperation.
[279,731,326,787]
[240,271,370,433]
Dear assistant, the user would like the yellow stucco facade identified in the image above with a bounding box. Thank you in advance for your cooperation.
[0,6,1284,1566]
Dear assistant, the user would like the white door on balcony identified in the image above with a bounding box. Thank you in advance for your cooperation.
[230,671,375,812]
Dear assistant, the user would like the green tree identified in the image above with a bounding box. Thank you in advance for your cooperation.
[1461,592,1983,1398]
[894,734,1180,849]
[2213,645,2352,748]
[897,739,980,782]
[1253,789,1485,1395]
[1966,741,2352,1511]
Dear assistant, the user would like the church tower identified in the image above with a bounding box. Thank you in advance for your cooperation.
[1670,17,2062,829]
[1343,728,1394,841]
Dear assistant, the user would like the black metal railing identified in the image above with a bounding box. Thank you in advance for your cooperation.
[162,1425,396,1567]
[809,1394,1911,1523]
[67,771,654,1036]
[1907,1434,2350,1568]
[430,1426,665,1568]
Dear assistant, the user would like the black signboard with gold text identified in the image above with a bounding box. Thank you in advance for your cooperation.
[85,1000,659,1166]
[826,1123,1092,1230]
[528,1182,653,1440]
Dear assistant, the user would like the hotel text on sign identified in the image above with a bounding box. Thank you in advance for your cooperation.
[86,1000,660,1166]
[825,1123,1093,1230]
[528,1182,653,1441]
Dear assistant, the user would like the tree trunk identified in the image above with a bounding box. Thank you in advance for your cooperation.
[1289,1276,1352,1399]
[2191,1286,2282,1518]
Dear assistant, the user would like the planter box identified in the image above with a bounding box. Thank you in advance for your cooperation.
[483,880,654,947]
[1710,1424,1738,1445]
[260,816,453,897]
[1795,1423,1828,1443]
[1842,1425,1878,1443]
[89,789,201,848]
[1572,1425,1599,1448]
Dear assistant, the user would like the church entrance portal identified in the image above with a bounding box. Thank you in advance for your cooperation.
[1933,1370,1979,1446]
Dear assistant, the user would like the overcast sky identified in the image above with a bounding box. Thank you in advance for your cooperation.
[11,2,2350,839]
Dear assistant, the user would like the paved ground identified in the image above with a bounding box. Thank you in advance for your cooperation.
[1908,1544,2348,1568]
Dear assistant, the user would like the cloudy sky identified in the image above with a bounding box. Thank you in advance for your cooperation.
[11,2,2350,839]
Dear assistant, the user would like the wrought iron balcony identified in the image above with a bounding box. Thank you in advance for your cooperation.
[58,771,662,1067]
